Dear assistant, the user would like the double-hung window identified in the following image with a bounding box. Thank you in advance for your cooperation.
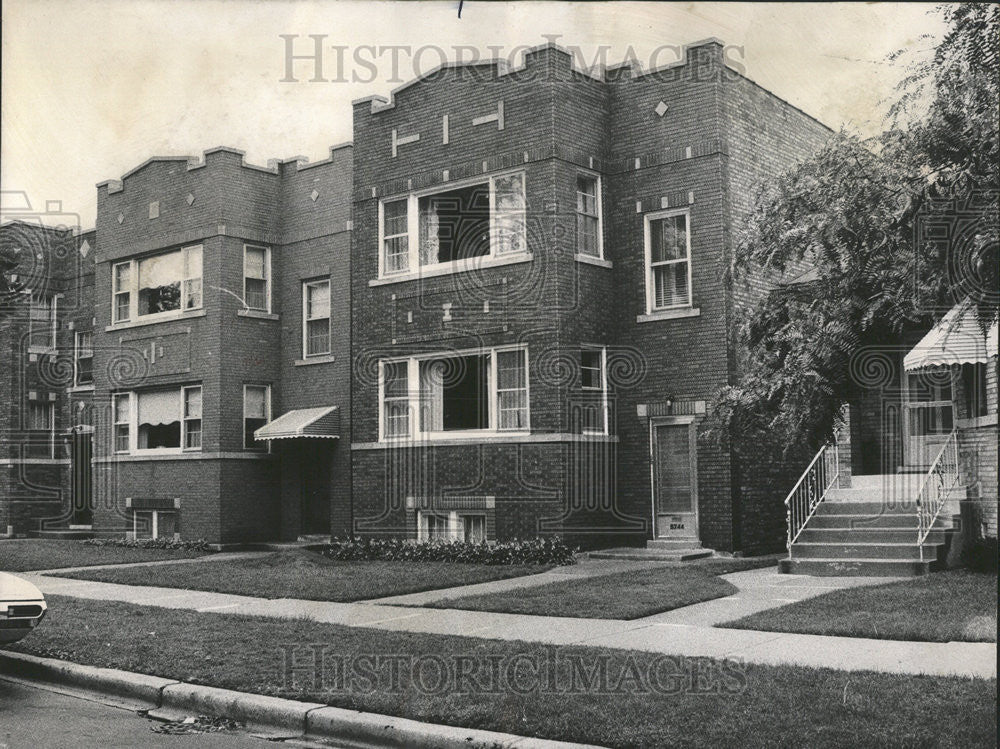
[644,210,692,311]
[576,174,602,258]
[302,279,331,357]
[28,293,56,350]
[381,346,529,440]
[243,384,270,450]
[112,245,203,323]
[74,331,94,386]
[112,385,202,454]
[379,171,527,277]
[580,346,608,435]
[244,245,271,312]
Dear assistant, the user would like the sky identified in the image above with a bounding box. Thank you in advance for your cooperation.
[1,1,947,230]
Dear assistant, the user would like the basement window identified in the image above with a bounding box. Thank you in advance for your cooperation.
[133,510,177,540]
[379,171,526,277]
[417,511,488,542]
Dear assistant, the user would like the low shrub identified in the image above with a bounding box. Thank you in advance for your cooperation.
[81,537,215,552]
[321,536,577,566]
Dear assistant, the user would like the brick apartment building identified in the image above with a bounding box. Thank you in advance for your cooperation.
[5,40,991,554]
[348,39,832,553]
[87,145,353,543]
[0,220,95,536]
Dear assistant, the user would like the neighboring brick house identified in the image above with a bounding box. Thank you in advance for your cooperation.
[349,39,832,553]
[89,145,353,544]
[0,221,95,536]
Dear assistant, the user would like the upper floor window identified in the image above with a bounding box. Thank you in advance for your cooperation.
[74,331,94,387]
[644,210,692,312]
[112,385,202,454]
[580,346,608,435]
[380,346,529,441]
[112,245,202,324]
[379,171,526,277]
[576,174,602,258]
[243,384,271,451]
[28,293,56,350]
[302,279,331,357]
[243,245,271,312]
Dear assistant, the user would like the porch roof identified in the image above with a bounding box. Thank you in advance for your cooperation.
[254,406,340,440]
[903,303,999,371]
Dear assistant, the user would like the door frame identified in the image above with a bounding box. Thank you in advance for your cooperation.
[648,415,699,539]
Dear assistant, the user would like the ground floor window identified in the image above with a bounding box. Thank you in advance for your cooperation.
[113,385,202,454]
[381,346,529,440]
[132,510,177,540]
[961,363,989,418]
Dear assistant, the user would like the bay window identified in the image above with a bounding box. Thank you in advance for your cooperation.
[644,210,692,311]
[379,171,526,277]
[244,245,271,311]
[112,245,202,323]
[380,346,529,440]
[302,279,331,357]
[112,385,202,454]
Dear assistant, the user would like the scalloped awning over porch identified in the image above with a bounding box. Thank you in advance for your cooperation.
[904,303,999,371]
[254,406,340,440]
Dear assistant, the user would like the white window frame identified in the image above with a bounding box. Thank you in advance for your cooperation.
[27,292,57,351]
[301,279,332,358]
[416,511,488,542]
[378,345,530,442]
[580,345,609,436]
[377,169,528,279]
[113,385,203,455]
[73,330,94,387]
[575,171,603,259]
[643,208,693,313]
[182,385,202,451]
[243,244,271,312]
[110,245,203,325]
[113,392,132,454]
[243,384,272,451]
[27,400,56,458]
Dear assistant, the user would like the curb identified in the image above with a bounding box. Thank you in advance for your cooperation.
[0,651,603,748]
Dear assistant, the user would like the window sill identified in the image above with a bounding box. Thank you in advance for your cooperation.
[636,307,701,323]
[575,254,612,268]
[106,309,206,331]
[97,451,277,463]
[237,309,279,320]
[294,354,336,366]
[370,253,533,286]
[67,385,95,393]
[355,432,618,449]
[956,414,998,429]
[28,346,56,356]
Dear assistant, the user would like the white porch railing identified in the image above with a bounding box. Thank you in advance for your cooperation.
[916,430,959,562]
[784,443,840,558]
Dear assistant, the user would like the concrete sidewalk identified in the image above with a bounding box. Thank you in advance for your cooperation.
[24,570,996,679]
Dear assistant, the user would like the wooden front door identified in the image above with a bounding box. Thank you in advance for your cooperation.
[651,420,698,539]
[299,440,332,536]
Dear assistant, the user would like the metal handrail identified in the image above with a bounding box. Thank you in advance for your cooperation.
[784,443,840,558]
[915,430,959,562]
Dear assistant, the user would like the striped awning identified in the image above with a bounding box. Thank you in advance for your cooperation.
[254,406,340,440]
[904,303,999,371]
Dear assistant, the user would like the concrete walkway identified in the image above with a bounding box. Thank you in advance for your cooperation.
[23,565,996,680]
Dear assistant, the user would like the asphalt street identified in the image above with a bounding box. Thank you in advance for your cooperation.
[0,678,271,749]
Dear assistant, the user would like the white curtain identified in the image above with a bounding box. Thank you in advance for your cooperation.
[492,173,526,255]
[420,360,444,432]
[138,251,182,288]
[419,199,440,266]
[137,389,180,426]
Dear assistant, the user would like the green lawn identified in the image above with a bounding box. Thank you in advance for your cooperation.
[53,549,550,602]
[5,594,995,749]
[722,569,998,643]
[421,556,781,619]
[0,539,210,572]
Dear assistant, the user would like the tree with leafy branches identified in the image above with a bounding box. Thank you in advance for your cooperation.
[710,4,998,459]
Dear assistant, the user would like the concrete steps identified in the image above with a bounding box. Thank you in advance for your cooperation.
[781,474,961,577]
[590,538,712,562]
